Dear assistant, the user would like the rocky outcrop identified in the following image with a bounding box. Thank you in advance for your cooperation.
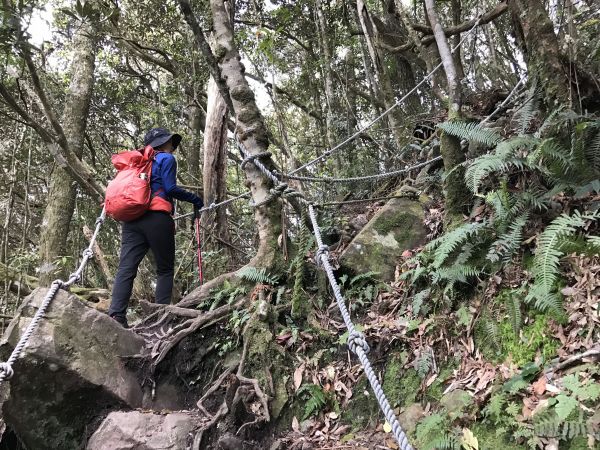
[340,192,428,282]
[87,411,199,450]
[0,288,146,449]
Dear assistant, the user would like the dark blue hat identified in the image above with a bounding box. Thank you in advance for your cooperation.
[143,127,182,149]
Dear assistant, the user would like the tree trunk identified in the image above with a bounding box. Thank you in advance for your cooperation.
[38,19,98,285]
[425,0,471,223]
[356,0,411,156]
[508,0,571,109]
[209,0,283,271]
[203,77,234,264]
[315,0,343,171]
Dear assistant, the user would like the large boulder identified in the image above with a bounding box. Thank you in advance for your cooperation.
[87,411,199,450]
[0,287,146,449]
[340,193,428,282]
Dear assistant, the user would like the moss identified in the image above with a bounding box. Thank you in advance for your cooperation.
[237,106,260,124]
[470,423,524,450]
[498,314,560,367]
[341,376,380,429]
[381,355,421,408]
[230,85,256,104]
[424,363,456,404]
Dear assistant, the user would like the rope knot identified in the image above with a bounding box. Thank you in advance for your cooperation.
[0,362,14,379]
[82,249,94,259]
[208,202,217,211]
[241,151,272,170]
[347,331,370,354]
[95,216,105,226]
[68,272,81,284]
[315,244,329,266]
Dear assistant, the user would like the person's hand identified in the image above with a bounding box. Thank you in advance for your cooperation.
[194,205,202,220]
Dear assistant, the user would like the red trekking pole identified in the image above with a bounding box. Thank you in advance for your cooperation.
[194,208,203,285]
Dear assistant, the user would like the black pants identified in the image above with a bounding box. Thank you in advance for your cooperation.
[108,211,175,320]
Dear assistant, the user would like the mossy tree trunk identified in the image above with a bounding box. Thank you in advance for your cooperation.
[208,0,283,271]
[38,19,98,285]
[425,0,471,223]
[508,0,571,109]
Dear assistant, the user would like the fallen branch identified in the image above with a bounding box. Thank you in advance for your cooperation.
[545,347,600,374]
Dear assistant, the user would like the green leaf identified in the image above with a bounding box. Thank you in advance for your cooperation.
[555,394,578,421]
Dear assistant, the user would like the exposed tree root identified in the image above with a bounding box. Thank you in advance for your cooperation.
[176,270,241,308]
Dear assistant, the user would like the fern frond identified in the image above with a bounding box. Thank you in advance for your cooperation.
[438,120,503,146]
[412,289,430,316]
[515,83,540,135]
[465,136,537,193]
[236,266,279,284]
[506,294,522,334]
[487,213,529,263]
[527,138,574,174]
[425,222,488,268]
[532,210,600,291]
[425,435,461,450]
[586,126,600,171]
[433,264,484,285]
[525,285,563,314]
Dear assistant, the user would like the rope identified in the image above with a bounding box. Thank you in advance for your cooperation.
[173,191,251,221]
[288,14,485,177]
[233,137,413,449]
[0,208,106,384]
[278,156,442,184]
[308,205,413,450]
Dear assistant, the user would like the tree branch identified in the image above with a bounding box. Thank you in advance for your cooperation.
[178,0,235,113]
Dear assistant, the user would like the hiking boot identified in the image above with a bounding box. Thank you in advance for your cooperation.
[110,314,129,329]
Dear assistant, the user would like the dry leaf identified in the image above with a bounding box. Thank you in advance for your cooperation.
[386,438,399,449]
[461,428,479,450]
[533,376,547,395]
[383,421,392,433]
[294,364,304,392]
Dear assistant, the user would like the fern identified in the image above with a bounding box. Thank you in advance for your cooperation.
[465,136,537,193]
[438,120,503,147]
[236,266,279,284]
[414,350,433,378]
[297,384,327,419]
[530,210,600,291]
[433,264,484,285]
[425,434,461,450]
[514,83,540,135]
[487,213,529,263]
[505,293,522,334]
[412,289,430,316]
[425,221,488,268]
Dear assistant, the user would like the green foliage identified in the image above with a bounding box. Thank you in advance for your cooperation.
[500,315,559,367]
[438,121,503,147]
[236,266,279,285]
[527,210,600,313]
[415,351,433,379]
[416,413,449,449]
[338,271,383,312]
[425,222,488,268]
[203,279,248,310]
[297,384,327,420]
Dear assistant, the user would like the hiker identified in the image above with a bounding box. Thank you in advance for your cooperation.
[108,127,203,327]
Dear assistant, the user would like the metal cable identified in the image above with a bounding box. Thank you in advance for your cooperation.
[0,208,107,384]
[173,191,251,221]
[308,205,413,450]
[278,156,442,184]
[288,14,485,177]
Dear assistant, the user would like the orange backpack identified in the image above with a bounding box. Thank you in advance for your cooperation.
[105,146,156,222]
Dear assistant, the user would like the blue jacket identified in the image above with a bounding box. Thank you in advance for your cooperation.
[150,152,203,211]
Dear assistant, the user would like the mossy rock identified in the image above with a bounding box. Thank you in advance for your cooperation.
[470,423,525,450]
[341,376,380,429]
[340,194,428,282]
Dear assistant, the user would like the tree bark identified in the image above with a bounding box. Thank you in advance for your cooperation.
[508,0,571,109]
[38,19,98,285]
[203,77,233,262]
[356,0,411,155]
[425,0,471,222]
[315,0,344,171]
[209,0,283,271]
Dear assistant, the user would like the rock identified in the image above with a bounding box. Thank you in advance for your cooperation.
[87,411,198,450]
[440,389,473,419]
[0,288,146,449]
[349,213,369,233]
[398,403,425,435]
[340,193,428,282]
